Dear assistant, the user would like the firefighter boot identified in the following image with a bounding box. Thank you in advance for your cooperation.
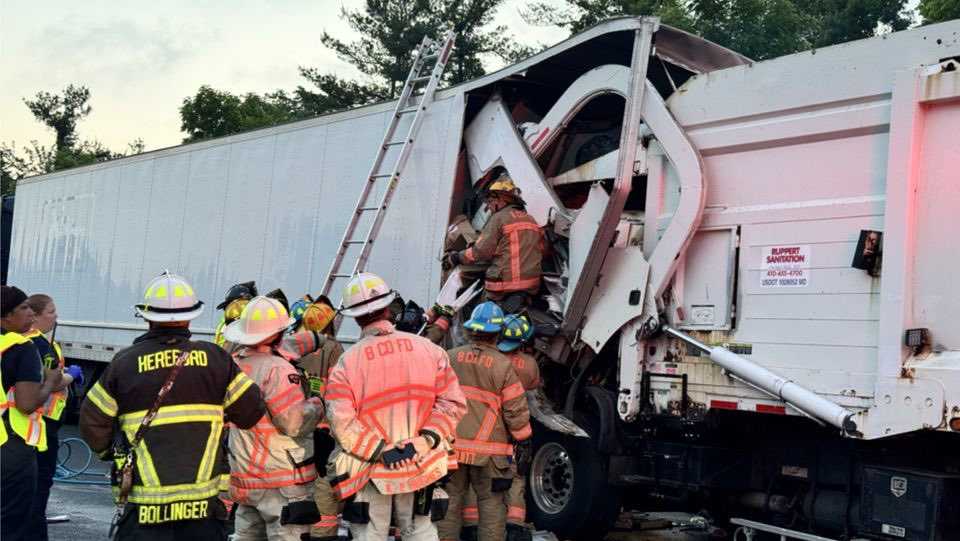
[505,523,532,541]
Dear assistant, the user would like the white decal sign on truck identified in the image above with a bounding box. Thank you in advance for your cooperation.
[761,245,810,288]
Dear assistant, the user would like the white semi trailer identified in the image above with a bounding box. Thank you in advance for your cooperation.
[8,17,960,540]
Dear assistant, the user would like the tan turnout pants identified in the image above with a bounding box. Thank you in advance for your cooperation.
[461,465,526,528]
[438,462,511,541]
[234,485,312,541]
[308,475,341,539]
[349,483,437,541]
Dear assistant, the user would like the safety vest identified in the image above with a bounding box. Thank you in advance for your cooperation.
[0,332,48,450]
[25,330,67,421]
[214,318,226,347]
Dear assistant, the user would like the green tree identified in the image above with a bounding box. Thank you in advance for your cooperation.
[919,0,960,23]
[523,0,912,60]
[3,85,144,195]
[317,0,520,98]
[179,86,301,142]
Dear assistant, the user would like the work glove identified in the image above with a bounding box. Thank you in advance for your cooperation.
[431,304,455,319]
[513,439,533,476]
[441,251,460,271]
[65,365,84,386]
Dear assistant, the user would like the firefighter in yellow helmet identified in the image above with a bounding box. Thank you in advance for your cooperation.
[79,271,265,541]
[1,285,65,541]
[214,281,258,351]
[443,173,543,313]
[281,294,345,541]
[226,296,324,541]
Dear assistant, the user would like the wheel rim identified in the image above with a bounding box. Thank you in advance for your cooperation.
[530,441,574,514]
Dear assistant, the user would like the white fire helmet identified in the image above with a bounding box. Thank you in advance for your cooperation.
[340,272,397,318]
[135,271,205,323]
[223,296,296,346]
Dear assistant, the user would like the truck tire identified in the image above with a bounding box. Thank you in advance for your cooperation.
[526,415,621,539]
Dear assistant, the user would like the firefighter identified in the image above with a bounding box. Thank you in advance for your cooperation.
[25,294,82,538]
[1,286,64,541]
[225,295,324,541]
[325,272,466,541]
[79,271,265,541]
[214,281,258,349]
[443,173,543,313]
[496,314,539,541]
[460,314,540,541]
[437,302,532,541]
[287,295,344,541]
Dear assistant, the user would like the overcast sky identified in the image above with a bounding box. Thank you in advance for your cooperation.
[1,0,567,153]
[2,1,923,154]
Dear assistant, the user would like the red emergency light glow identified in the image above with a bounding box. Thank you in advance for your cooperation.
[756,404,787,415]
[710,400,738,410]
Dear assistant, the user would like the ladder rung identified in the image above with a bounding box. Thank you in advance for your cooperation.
[358,206,380,212]
[344,240,367,245]
[371,173,395,179]
[331,273,352,278]
[384,140,406,147]
[412,75,432,83]
[398,107,419,114]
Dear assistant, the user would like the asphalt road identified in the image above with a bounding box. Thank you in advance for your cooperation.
[48,426,115,540]
[47,425,706,541]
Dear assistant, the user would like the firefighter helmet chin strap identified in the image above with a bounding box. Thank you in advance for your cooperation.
[109,349,191,538]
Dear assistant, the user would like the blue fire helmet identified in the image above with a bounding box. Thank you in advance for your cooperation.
[498,314,534,352]
[464,301,505,334]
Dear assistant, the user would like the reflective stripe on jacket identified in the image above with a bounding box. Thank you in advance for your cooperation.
[26,330,67,421]
[78,328,264,506]
[459,205,543,296]
[447,342,531,466]
[0,332,47,449]
[230,345,322,501]
[325,320,466,499]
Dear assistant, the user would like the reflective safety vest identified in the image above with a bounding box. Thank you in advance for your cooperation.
[25,330,67,421]
[0,332,48,450]
[214,317,227,348]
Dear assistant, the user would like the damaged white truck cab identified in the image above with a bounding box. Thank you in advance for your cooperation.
[446,17,960,540]
[10,15,960,541]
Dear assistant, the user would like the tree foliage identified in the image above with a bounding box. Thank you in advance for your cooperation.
[318,0,520,98]
[919,0,960,23]
[23,84,92,151]
[522,0,913,60]
[3,85,144,195]
[179,0,521,141]
[179,86,303,143]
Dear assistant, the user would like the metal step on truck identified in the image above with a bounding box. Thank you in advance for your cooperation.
[8,16,960,541]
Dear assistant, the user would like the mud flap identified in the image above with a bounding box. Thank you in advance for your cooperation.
[526,390,588,438]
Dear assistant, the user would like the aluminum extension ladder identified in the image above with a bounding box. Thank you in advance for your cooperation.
[320,30,456,301]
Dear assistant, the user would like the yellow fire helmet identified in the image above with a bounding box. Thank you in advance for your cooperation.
[223,298,250,324]
[302,301,336,333]
[487,174,517,194]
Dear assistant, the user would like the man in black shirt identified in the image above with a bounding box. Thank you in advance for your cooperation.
[1,285,63,541]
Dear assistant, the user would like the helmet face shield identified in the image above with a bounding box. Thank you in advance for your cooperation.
[224,298,250,324]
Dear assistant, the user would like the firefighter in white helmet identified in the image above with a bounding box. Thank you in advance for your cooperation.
[325,272,467,541]
[79,271,265,541]
[225,296,324,541]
